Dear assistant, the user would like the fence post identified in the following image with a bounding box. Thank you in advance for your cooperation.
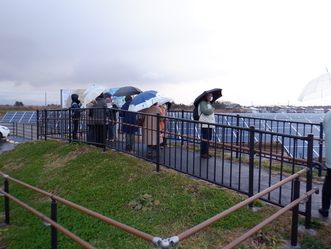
[319,122,323,165]
[51,198,57,249]
[181,109,185,147]
[305,134,314,229]
[69,108,72,143]
[291,178,300,246]
[248,126,255,208]
[103,107,107,152]
[4,177,10,225]
[156,113,160,172]
[37,109,40,140]
[235,114,240,158]
[44,109,48,141]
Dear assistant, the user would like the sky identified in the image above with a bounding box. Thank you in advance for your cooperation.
[1,0,331,107]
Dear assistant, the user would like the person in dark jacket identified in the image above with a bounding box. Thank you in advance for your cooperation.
[71,94,81,140]
[91,93,108,147]
[119,95,139,151]
[104,92,118,142]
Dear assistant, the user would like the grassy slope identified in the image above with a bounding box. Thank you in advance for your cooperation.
[0,140,330,248]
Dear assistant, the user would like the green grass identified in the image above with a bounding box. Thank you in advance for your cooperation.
[0,140,329,248]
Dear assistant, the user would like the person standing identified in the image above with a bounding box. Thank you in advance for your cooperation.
[71,94,81,140]
[119,95,138,152]
[159,103,168,148]
[198,93,215,159]
[140,103,164,158]
[319,110,331,217]
[104,92,118,142]
[91,93,108,147]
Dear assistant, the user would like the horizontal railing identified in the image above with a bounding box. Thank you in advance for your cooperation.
[0,168,317,248]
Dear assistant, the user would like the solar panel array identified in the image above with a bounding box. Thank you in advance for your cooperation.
[0,110,326,158]
[0,111,37,123]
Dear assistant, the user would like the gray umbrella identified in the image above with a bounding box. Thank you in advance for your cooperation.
[194,88,222,107]
[113,86,142,96]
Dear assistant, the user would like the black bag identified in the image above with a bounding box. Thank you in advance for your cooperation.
[193,107,200,120]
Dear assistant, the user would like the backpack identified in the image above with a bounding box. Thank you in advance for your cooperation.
[193,107,200,120]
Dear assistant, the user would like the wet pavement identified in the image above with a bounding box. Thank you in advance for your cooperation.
[0,136,31,155]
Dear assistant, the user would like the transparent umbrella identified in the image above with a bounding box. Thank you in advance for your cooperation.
[83,85,108,105]
[65,89,86,108]
[298,72,331,102]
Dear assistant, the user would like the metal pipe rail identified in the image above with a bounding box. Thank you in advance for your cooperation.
[0,172,155,244]
[176,168,309,242]
[0,188,97,249]
[222,187,318,249]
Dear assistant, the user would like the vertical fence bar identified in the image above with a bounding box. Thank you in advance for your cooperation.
[44,109,48,141]
[248,126,255,207]
[319,122,323,164]
[305,134,314,229]
[4,177,10,225]
[291,178,300,246]
[156,113,160,172]
[37,109,40,140]
[235,114,240,158]
[51,198,58,249]
[69,108,72,143]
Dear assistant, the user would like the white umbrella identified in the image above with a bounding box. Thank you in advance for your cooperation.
[83,85,108,105]
[65,89,86,108]
[298,72,331,102]
[157,96,173,105]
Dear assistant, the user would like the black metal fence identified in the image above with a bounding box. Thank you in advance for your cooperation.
[34,108,319,220]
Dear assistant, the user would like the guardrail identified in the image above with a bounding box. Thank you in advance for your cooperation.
[0,167,318,248]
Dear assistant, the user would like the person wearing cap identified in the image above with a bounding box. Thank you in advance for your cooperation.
[119,95,139,152]
[104,92,118,142]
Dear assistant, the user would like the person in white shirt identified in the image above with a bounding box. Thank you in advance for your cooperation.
[198,93,215,159]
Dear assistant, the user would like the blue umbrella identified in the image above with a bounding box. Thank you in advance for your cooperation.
[128,90,162,112]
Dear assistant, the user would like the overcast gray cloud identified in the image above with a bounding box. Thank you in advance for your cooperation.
[1,0,331,106]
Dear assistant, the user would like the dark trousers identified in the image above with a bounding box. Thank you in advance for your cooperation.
[201,128,212,155]
[73,120,79,139]
[95,124,106,146]
[322,168,331,210]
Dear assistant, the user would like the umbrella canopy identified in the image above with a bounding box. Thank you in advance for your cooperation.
[65,89,86,108]
[83,85,108,105]
[298,72,331,102]
[194,88,222,107]
[158,96,173,105]
[113,86,142,96]
[128,90,162,112]
[158,96,173,110]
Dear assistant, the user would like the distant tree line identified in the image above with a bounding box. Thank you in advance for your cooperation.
[170,101,241,111]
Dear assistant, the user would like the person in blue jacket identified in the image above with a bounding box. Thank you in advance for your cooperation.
[120,95,139,152]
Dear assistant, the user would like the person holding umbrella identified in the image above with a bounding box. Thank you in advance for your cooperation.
[119,95,139,152]
[198,93,216,159]
[104,92,118,142]
[194,88,221,159]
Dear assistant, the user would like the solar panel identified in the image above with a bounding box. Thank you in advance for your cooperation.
[1,111,37,123]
